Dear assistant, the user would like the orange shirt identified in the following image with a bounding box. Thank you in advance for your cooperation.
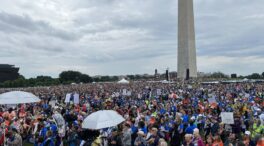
[212,141,223,146]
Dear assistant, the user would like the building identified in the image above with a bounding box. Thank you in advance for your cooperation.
[177,0,197,79]
[0,64,20,82]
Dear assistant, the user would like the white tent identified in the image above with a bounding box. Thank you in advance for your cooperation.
[118,78,129,84]
[161,80,174,84]
[0,91,40,104]
[82,110,125,129]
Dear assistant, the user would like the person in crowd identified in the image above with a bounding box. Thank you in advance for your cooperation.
[122,123,132,146]
[147,127,160,146]
[170,122,182,146]
[0,81,263,146]
[243,131,255,146]
[205,136,213,146]
[183,134,194,146]
[256,137,264,146]
[212,135,223,146]
[108,128,122,146]
[134,130,147,146]
[224,132,236,146]
[67,126,79,146]
[193,128,205,146]
[6,128,22,146]
[42,130,55,146]
[158,138,167,146]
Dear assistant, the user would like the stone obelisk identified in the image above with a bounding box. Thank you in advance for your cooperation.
[177,0,197,79]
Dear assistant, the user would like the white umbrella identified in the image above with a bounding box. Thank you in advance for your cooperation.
[0,91,40,104]
[82,110,125,129]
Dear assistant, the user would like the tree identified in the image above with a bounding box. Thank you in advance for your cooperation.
[59,70,93,83]
[111,76,119,81]
[127,75,135,80]
[210,72,229,78]
[80,74,93,83]
[247,73,261,79]
[59,71,82,83]
[100,76,111,82]
[262,72,264,78]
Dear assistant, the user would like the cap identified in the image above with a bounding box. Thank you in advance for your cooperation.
[245,131,251,135]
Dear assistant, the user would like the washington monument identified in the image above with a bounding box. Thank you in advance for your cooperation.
[177,0,197,79]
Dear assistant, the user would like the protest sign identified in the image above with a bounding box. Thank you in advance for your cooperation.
[122,89,127,95]
[74,93,79,104]
[157,89,162,96]
[208,97,217,104]
[221,112,234,124]
[127,91,132,96]
[65,93,71,103]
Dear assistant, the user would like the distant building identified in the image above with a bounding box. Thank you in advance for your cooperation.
[154,69,159,78]
[0,64,20,82]
[170,71,177,79]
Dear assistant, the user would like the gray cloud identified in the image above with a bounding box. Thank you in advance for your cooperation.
[0,0,264,77]
[0,12,80,41]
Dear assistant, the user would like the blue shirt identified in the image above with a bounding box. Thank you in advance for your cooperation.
[140,127,148,134]
[182,115,189,123]
[185,124,197,134]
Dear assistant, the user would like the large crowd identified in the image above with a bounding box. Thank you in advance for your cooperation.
[0,81,263,146]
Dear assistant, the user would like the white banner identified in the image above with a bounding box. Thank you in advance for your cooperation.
[74,93,79,104]
[122,89,127,95]
[52,113,66,137]
[65,93,71,103]
[157,89,162,96]
[221,112,234,124]
[127,91,132,96]
[65,93,79,104]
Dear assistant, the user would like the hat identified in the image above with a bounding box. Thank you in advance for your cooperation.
[137,130,145,136]
[245,131,251,135]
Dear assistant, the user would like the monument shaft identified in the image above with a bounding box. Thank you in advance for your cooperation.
[177,0,197,78]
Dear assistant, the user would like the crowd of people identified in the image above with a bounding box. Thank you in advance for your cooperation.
[0,81,263,146]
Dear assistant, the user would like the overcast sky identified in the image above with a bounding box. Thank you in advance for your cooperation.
[1,0,264,78]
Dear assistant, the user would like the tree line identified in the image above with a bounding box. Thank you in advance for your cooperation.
[1,71,264,88]
[0,71,119,88]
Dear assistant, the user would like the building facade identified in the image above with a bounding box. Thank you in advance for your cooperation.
[0,64,20,82]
